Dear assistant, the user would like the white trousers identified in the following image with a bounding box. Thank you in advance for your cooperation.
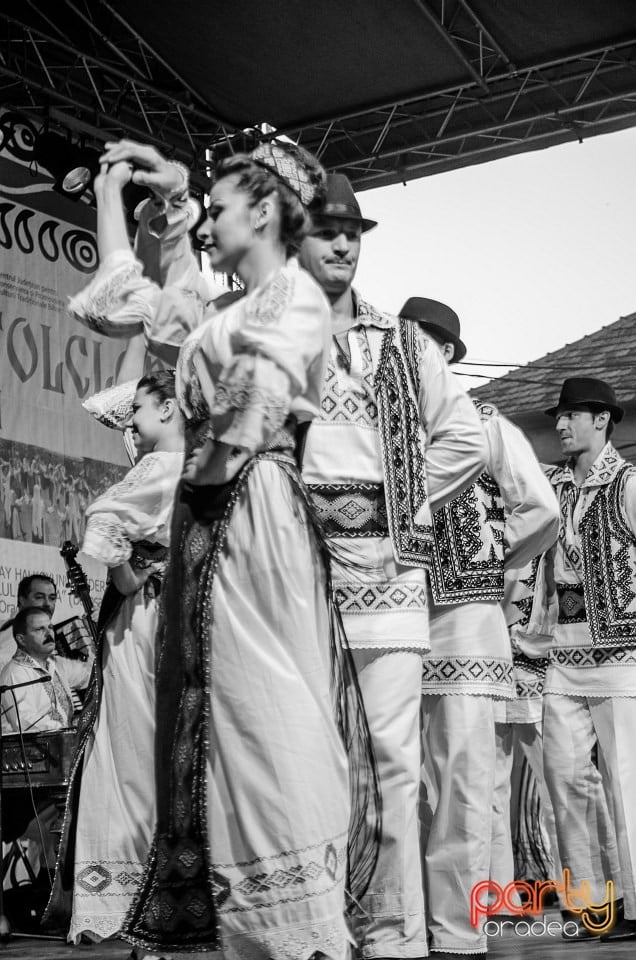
[420,694,495,955]
[352,649,428,959]
[491,721,560,898]
[543,694,635,914]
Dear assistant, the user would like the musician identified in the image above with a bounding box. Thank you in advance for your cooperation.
[0,574,58,668]
[0,606,90,898]
[0,607,90,734]
[0,574,94,686]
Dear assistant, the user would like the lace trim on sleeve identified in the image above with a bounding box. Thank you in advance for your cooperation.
[83,514,132,566]
[68,255,143,337]
[82,454,169,565]
[69,255,156,338]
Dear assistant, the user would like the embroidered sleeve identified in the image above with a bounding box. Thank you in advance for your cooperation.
[415,329,488,511]
[82,379,137,430]
[69,250,160,339]
[207,354,290,451]
[486,414,559,570]
[82,451,183,566]
[192,266,330,451]
[512,550,559,659]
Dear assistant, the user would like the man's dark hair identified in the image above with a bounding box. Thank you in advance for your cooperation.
[17,573,56,605]
[12,606,50,642]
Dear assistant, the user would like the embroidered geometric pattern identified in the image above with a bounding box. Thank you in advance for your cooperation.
[558,483,582,573]
[516,678,544,699]
[83,379,137,430]
[212,375,288,437]
[430,470,505,604]
[247,268,294,327]
[578,458,636,645]
[76,862,143,894]
[212,839,346,917]
[320,328,378,424]
[251,143,317,206]
[549,646,636,667]
[308,482,388,537]
[556,582,587,624]
[507,559,540,629]
[421,656,514,692]
[375,317,433,567]
[334,581,427,614]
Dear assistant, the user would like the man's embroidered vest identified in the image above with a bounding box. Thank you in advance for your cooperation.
[374,317,434,567]
[578,461,636,646]
[429,401,505,604]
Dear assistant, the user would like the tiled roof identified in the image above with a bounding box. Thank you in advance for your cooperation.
[470,312,636,415]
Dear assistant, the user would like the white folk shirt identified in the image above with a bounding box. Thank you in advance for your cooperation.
[424,411,559,699]
[0,648,90,733]
[302,297,485,652]
[545,442,636,698]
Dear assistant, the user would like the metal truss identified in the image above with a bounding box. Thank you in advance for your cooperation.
[283,0,636,189]
[2,0,636,191]
[0,0,243,187]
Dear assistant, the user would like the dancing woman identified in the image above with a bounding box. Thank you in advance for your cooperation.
[53,141,379,960]
[48,369,184,942]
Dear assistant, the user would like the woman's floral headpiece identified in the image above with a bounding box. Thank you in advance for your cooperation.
[250,142,315,207]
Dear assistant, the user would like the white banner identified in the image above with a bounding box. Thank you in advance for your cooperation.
[0,113,129,614]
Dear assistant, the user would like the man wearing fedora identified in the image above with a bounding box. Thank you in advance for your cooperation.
[533,376,636,942]
[398,297,559,957]
[299,180,488,959]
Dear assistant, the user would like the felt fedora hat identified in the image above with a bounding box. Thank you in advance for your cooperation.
[545,377,624,422]
[398,297,467,362]
[315,173,378,233]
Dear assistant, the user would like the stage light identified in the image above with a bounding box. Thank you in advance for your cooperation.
[33,130,100,199]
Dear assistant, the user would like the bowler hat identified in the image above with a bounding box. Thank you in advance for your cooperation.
[315,173,377,233]
[398,297,467,362]
[545,377,624,422]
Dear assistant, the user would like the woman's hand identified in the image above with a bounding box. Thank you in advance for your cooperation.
[100,139,187,197]
[94,160,133,198]
[110,558,164,596]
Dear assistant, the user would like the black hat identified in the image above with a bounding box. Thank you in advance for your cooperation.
[545,377,624,422]
[398,297,467,362]
[314,173,377,233]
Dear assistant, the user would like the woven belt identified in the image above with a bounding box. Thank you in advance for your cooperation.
[307,482,389,537]
[556,582,587,624]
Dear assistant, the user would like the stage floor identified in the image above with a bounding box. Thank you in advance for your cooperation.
[1,913,636,960]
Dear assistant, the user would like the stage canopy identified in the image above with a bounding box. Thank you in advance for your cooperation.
[2,0,636,189]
